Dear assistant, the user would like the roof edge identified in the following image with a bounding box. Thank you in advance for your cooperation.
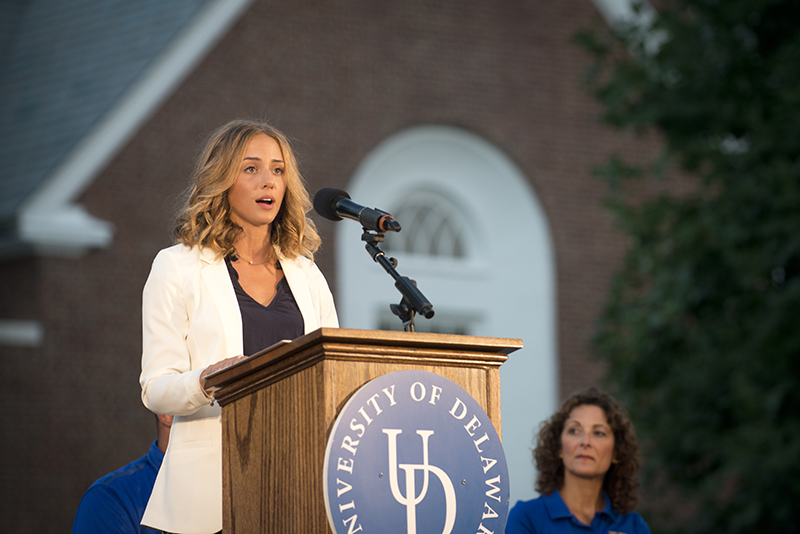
[14,0,255,258]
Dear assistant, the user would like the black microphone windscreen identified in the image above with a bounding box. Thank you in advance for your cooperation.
[313,187,350,221]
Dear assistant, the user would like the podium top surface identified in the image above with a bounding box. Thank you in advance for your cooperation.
[304,327,523,353]
[203,328,522,392]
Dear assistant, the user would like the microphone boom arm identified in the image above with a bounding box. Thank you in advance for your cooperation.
[361,230,434,331]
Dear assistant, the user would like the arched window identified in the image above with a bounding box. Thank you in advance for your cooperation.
[336,125,556,505]
[383,191,468,259]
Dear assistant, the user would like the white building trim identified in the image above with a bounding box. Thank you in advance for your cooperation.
[591,0,663,54]
[0,320,44,347]
[591,0,655,27]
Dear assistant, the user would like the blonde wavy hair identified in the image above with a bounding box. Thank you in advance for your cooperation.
[174,119,321,260]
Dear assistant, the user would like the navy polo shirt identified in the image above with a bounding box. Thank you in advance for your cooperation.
[505,489,651,534]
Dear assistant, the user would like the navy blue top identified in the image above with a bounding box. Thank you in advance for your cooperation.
[505,490,651,534]
[226,258,304,356]
[72,439,164,534]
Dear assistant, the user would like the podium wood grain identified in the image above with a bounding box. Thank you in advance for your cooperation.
[205,328,522,533]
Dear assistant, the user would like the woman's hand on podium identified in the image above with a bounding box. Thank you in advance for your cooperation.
[199,355,248,396]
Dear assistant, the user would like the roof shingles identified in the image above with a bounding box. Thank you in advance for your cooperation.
[0,0,210,222]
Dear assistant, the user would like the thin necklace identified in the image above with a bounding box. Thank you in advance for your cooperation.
[234,251,272,266]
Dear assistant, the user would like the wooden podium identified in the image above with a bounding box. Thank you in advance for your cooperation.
[204,327,522,533]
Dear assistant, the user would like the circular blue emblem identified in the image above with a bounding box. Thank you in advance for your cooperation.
[323,370,509,534]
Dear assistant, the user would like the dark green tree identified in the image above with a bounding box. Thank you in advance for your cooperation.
[577,1,800,533]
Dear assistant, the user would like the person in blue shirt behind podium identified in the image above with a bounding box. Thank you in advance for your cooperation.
[72,414,173,534]
[505,387,651,534]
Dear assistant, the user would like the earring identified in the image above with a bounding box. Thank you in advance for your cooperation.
[612,458,619,464]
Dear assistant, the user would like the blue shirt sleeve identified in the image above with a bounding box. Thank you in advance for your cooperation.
[632,512,652,534]
[72,484,142,534]
[72,442,162,534]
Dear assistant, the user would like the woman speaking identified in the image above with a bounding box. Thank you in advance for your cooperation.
[139,119,338,533]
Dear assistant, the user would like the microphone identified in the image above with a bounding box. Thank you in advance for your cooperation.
[313,188,402,233]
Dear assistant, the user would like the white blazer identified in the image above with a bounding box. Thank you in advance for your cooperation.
[139,244,338,534]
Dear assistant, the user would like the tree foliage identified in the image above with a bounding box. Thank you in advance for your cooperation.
[577,1,800,532]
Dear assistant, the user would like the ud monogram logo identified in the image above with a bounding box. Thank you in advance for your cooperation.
[323,370,509,534]
[384,429,457,534]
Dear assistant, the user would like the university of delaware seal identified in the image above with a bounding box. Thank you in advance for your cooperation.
[323,370,510,534]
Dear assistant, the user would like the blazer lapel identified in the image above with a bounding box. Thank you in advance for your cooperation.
[280,257,318,333]
[199,249,243,358]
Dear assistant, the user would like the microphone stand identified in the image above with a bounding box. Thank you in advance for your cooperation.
[361,229,434,332]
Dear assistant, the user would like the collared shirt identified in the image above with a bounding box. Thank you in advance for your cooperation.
[505,489,651,534]
[72,440,164,534]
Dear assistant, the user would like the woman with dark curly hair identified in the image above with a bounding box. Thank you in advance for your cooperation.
[505,387,650,534]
